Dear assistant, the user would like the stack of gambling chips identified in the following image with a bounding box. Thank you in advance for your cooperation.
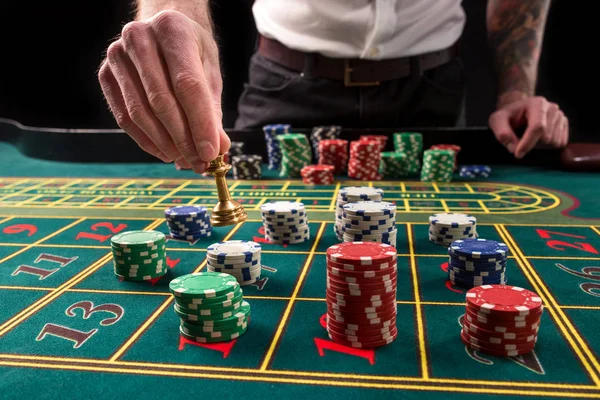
[359,134,388,149]
[318,139,348,175]
[341,201,397,247]
[379,151,408,178]
[231,154,262,179]
[393,132,423,174]
[300,164,335,185]
[430,144,461,170]
[420,149,455,182]
[276,133,312,178]
[111,230,167,281]
[461,284,543,357]
[165,205,212,240]
[334,186,384,240]
[429,212,477,246]
[459,165,492,179]
[325,242,398,348]
[169,272,251,343]
[206,240,262,286]
[260,201,310,244]
[448,238,509,288]
[224,141,244,164]
[310,125,341,162]
[347,139,383,181]
[263,123,290,170]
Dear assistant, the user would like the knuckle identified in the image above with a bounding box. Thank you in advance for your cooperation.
[97,62,110,84]
[121,22,149,49]
[529,121,547,134]
[147,90,178,117]
[126,101,148,125]
[113,110,133,131]
[152,10,184,33]
[173,73,203,96]
[172,138,199,157]
[106,41,124,64]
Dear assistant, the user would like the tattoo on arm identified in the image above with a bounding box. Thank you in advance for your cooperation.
[487,0,550,100]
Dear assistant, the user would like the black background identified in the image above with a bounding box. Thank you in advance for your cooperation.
[0,0,595,141]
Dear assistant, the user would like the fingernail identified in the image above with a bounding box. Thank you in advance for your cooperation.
[506,143,516,153]
[198,141,216,162]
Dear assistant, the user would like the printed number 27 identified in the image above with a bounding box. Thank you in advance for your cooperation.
[536,229,598,254]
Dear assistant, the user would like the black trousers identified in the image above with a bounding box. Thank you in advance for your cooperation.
[233,51,467,130]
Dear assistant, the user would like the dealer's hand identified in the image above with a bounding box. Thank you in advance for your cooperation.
[488,93,569,159]
[98,10,230,174]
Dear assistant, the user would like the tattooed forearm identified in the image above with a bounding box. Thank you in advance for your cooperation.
[487,0,550,101]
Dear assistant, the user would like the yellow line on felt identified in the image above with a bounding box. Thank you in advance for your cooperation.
[497,224,600,386]
[281,181,291,192]
[259,221,326,371]
[0,216,15,226]
[464,183,475,193]
[441,199,449,213]
[146,180,164,190]
[329,182,340,211]
[0,178,55,203]
[149,180,192,208]
[477,200,490,213]
[591,226,600,237]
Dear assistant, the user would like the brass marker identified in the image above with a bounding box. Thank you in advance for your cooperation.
[204,154,247,226]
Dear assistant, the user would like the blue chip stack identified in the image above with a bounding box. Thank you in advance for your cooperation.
[263,124,291,170]
[164,205,212,241]
[309,125,341,162]
[447,238,509,288]
[459,165,491,179]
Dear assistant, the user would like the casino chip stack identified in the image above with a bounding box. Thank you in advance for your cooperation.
[459,165,492,179]
[393,132,423,174]
[420,149,455,182]
[165,205,212,240]
[260,201,310,244]
[263,123,290,170]
[224,141,244,164]
[111,230,167,281]
[325,242,398,348]
[430,144,461,170]
[318,139,348,175]
[347,139,383,181]
[276,133,312,178]
[169,272,251,343]
[206,240,262,286]
[379,151,408,178]
[334,186,384,240]
[310,125,341,162]
[448,238,509,288]
[359,134,388,149]
[341,201,397,247]
[429,212,477,246]
[301,164,335,185]
[231,154,262,179]
[461,284,543,357]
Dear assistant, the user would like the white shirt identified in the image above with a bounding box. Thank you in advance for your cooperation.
[252,0,466,59]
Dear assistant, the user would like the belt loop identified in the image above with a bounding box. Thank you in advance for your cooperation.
[301,53,316,79]
[410,56,422,80]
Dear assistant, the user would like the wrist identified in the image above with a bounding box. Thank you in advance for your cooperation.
[496,90,529,109]
[136,0,213,31]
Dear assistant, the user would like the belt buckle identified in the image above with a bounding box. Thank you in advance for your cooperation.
[344,59,380,87]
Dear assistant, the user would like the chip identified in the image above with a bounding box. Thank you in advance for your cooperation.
[327,241,397,265]
[169,271,239,299]
[466,284,543,315]
[450,238,509,258]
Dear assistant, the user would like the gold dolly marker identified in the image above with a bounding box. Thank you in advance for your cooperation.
[204,154,248,226]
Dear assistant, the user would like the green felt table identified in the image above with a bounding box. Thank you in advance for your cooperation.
[1,122,600,400]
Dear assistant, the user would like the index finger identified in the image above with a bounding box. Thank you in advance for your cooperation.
[514,99,549,158]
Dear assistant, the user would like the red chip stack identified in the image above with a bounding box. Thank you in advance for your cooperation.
[430,144,461,170]
[360,135,388,150]
[318,139,348,175]
[325,242,398,348]
[301,164,335,185]
[348,140,383,180]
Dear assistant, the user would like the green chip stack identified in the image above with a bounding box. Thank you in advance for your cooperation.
[111,230,167,281]
[379,151,408,178]
[169,272,251,343]
[420,149,455,182]
[393,132,423,174]
[276,133,312,177]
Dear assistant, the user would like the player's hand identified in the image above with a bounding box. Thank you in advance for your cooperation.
[488,95,569,159]
[98,10,230,174]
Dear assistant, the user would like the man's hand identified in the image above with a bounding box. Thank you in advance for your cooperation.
[98,9,230,174]
[489,94,569,159]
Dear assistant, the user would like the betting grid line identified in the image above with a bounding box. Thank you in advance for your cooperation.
[259,221,327,371]
[496,224,600,386]
[149,180,192,208]
[0,178,56,203]
[591,226,600,237]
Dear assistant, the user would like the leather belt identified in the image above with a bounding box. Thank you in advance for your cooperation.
[257,35,459,86]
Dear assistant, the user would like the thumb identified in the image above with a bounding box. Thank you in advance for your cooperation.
[489,110,519,154]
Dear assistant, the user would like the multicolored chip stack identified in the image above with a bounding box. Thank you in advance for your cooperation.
[206,240,262,286]
[430,144,461,170]
[231,154,262,179]
[461,284,543,356]
[263,123,290,170]
[164,205,212,240]
[224,141,244,164]
[347,139,383,180]
[334,186,384,240]
[379,151,408,178]
[393,132,422,174]
[310,125,341,162]
[359,134,388,149]
[318,139,348,175]
[325,242,398,348]
[341,201,397,247]
[169,272,251,343]
[420,149,455,182]
[276,133,312,177]
[448,238,509,288]
[300,164,335,185]
[459,165,492,179]
[111,230,168,281]
[429,212,477,246]
[260,201,310,244]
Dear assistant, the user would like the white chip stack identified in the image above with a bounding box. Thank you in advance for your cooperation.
[333,186,384,241]
[205,240,262,286]
[260,201,310,244]
[428,213,478,246]
[341,201,397,247]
